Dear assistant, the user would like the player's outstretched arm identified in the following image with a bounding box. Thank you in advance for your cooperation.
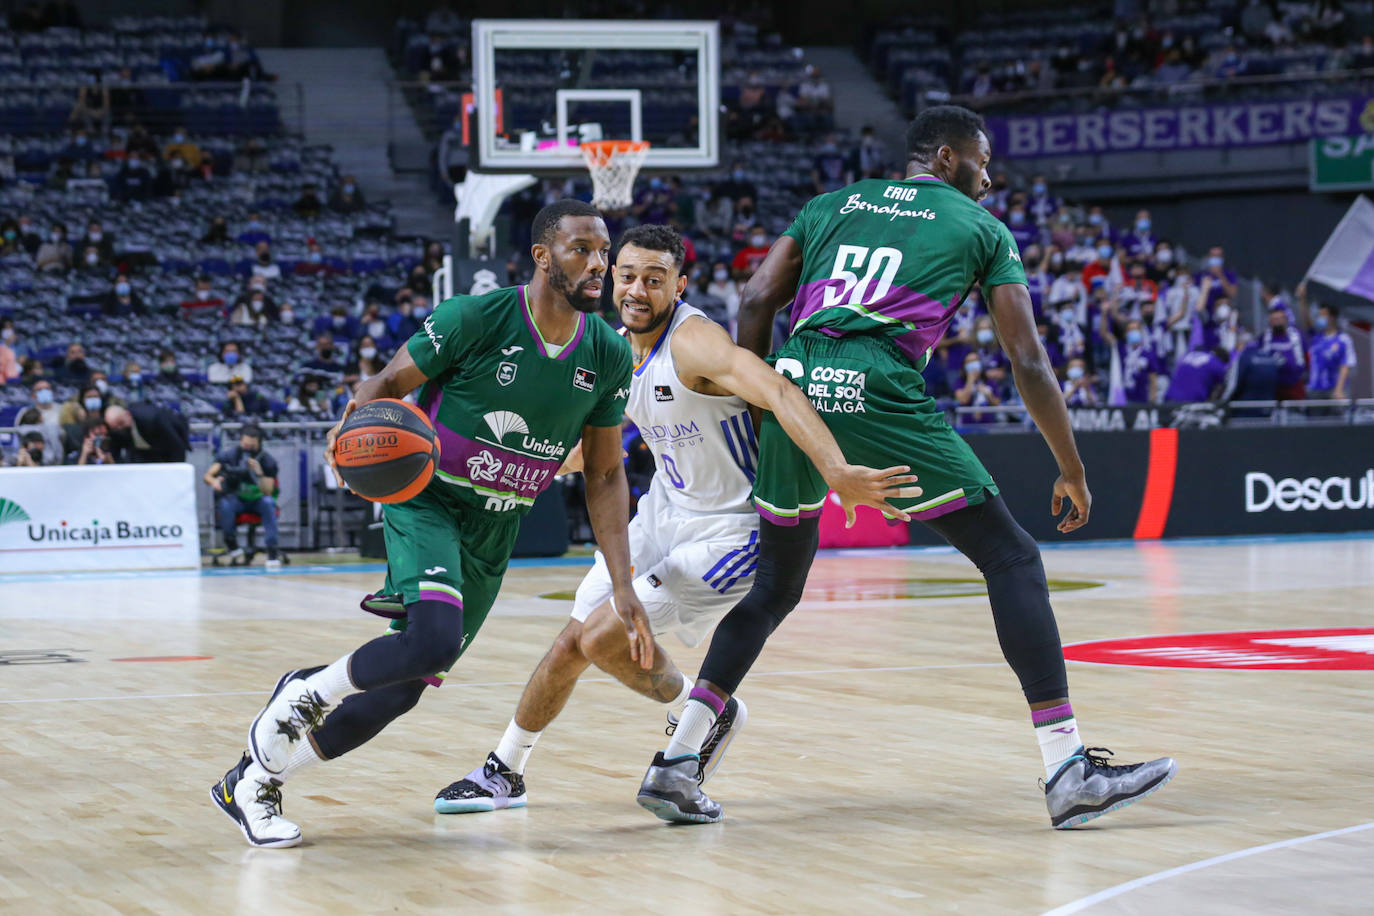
[736,235,804,359]
[986,282,1091,532]
[325,346,431,479]
[581,422,654,670]
[672,317,919,527]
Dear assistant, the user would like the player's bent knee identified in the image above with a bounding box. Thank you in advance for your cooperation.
[577,609,629,664]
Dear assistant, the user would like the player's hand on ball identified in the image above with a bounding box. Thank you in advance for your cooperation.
[614,586,655,670]
[1052,474,1092,532]
[830,464,920,528]
[325,399,359,486]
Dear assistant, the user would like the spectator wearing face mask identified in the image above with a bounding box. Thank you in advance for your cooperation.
[330,176,367,214]
[1084,206,1117,244]
[1166,347,1230,403]
[287,375,332,418]
[203,216,230,244]
[208,342,253,385]
[229,283,278,328]
[294,239,339,276]
[386,298,421,341]
[1024,245,1053,313]
[250,241,281,282]
[1105,318,1165,404]
[314,305,359,342]
[1122,210,1157,260]
[1147,242,1176,283]
[76,243,112,276]
[181,276,226,312]
[70,415,116,466]
[236,213,271,246]
[956,351,1002,422]
[811,133,852,195]
[972,315,1011,398]
[705,261,741,327]
[59,383,104,427]
[1004,203,1038,252]
[1061,357,1099,406]
[0,320,22,384]
[1258,302,1307,400]
[35,223,73,273]
[1027,176,1059,225]
[122,360,146,397]
[55,342,93,387]
[1298,283,1358,400]
[1194,246,1237,307]
[155,350,185,386]
[101,273,146,316]
[294,183,324,218]
[83,220,114,261]
[12,431,51,467]
[732,228,772,279]
[163,126,204,170]
[111,152,158,201]
[347,336,386,386]
[104,403,190,464]
[1080,241,1117,292]
[354,303,387,342]
[304,334,344,375]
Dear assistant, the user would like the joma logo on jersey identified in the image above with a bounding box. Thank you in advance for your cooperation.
[496,361,517,386]
[573,367,596,392]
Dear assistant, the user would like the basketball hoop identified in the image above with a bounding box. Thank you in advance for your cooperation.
[581,140,650,210]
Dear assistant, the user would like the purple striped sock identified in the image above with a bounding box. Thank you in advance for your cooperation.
[1032,702,1074,727]
[688,686,725,716]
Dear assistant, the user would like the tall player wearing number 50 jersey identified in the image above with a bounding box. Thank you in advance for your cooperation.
[432,225,916,820]
[638,106,1177,829]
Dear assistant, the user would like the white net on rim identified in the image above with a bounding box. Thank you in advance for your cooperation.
[581,140,650,210]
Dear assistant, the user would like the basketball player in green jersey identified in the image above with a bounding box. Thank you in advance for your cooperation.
[638,107,1177,828]
[211,200,650,848]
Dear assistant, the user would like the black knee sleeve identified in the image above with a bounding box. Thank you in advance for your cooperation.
[348,598,464,691]
[311,679,428,759]
[697,517,819,695]
[921,496,1069,703]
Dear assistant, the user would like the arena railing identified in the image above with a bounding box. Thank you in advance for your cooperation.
[927,67,1374,117]
[385,80,471,176]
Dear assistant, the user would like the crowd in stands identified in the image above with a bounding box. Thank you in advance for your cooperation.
[867,1,1374,115]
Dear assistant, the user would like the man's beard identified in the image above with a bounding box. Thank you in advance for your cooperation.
[951,159,982,201]
[549,259,602,313]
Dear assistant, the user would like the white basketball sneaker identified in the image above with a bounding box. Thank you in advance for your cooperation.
[211,753,302,848]
[249,668,330,775]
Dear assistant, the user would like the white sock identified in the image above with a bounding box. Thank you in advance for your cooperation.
[304,655,357,706]
[1033,703,1083,780]
[664,697,717,759]
[279,740,322,782]
[670,673,692,708]
[494,719,541,775]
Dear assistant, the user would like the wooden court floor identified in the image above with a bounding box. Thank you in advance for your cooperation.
[2,535,1372,915]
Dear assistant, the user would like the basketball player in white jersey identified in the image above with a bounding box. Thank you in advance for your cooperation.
[432,224,917,816]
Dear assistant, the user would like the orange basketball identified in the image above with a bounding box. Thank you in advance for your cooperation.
[333,399,440,504]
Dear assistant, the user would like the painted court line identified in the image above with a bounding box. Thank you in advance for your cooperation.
[1041,821,1374,915]
[0,661,1003,705]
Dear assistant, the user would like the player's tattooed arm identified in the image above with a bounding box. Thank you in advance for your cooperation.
[986,282,1092,532]
[324,346,432,479]
[735,235,805,360]
[581,421,655,669]
[673,317,919,526]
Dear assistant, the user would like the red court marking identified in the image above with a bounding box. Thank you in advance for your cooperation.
[1133,427,1178,539]
[111,656,214,663]
[1065,627,1374,670]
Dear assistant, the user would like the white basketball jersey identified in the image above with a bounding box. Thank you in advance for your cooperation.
[626,303,757,515]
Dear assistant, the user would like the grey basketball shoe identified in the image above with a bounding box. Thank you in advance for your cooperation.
[1044,746,1177,829]
[636,752,724,824]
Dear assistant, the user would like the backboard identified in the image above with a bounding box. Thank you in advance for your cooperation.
[470,19,720,173]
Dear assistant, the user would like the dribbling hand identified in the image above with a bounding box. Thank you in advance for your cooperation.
[1052,474,1092,533]
[325,399,358,487]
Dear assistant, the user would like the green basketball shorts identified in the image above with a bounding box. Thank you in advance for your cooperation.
[752,330,997,526]
[379,484,522,685]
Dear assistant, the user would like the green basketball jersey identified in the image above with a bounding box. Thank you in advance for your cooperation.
[781,175,1027,369]
[406,285,632,514]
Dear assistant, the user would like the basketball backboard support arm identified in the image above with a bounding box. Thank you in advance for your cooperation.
[453,171,538,259]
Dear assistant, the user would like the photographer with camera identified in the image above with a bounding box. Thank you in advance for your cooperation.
[71,415,115,465]
[203,423,281,568]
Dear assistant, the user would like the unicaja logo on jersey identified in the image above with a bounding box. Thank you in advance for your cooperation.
[483,410,530,443]
[0,498,30,528]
